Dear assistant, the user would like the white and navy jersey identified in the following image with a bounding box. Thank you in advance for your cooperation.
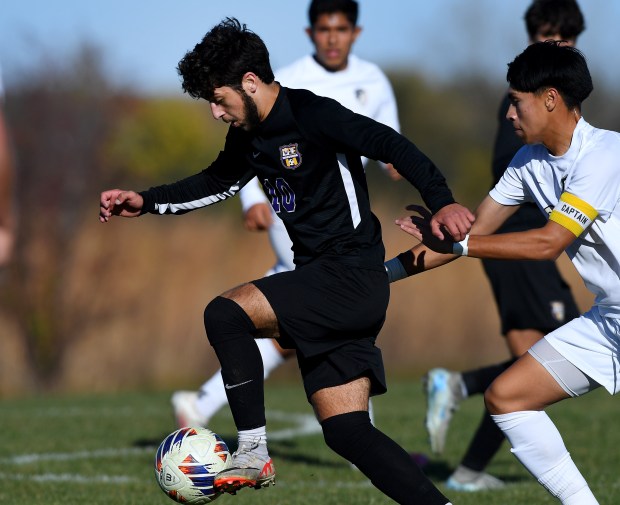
[239,54,399,212]
[491,118,620,318]
[140,87,454,268]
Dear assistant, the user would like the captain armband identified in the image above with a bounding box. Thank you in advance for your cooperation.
[549,192,598,237]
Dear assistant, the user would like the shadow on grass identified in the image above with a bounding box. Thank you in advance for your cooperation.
[133,432,344,469]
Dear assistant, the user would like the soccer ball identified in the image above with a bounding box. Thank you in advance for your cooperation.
[154,427,232,503]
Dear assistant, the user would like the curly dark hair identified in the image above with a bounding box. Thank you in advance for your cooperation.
[177,18,275,101]
[507,41,592,110]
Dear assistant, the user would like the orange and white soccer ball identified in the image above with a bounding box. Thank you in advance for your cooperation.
[155,427,232,503]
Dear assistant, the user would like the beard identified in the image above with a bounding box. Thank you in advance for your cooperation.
[240,90,261,130]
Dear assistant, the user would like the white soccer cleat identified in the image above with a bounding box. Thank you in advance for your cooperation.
[445,465,505,492]
[171,391,208,429]
[215,441,276,494]
[423,368,464,455]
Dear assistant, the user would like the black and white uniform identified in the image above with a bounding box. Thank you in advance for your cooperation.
[481,94,580,336]
[140,87,455,398]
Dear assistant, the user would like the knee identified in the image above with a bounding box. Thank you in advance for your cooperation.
[484,380,514,415]
[321,411,371,458]
[203,296,255,345]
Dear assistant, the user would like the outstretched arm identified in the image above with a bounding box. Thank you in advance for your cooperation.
[99,189,144,222]
[398,196,575,261]
[385,196,517,281]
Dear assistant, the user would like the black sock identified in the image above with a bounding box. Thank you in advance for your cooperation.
[460,409,505,472]
[462,358,516,396]
[322,411,450,505]
[204,296,265,430]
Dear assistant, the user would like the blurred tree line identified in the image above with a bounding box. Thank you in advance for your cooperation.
[1,43,619,391]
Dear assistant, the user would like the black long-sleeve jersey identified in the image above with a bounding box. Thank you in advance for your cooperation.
[140,86,455,268]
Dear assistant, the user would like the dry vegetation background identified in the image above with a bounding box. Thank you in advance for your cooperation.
[0,202,593,396]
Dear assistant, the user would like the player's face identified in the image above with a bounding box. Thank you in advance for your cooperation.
[531,27,576,46]
[307,12,361,72]
[506,88,548,145]
[209,86,261,131]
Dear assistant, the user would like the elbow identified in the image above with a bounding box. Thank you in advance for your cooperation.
[537,242,564,261]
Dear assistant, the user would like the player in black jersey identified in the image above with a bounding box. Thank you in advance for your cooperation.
[99,17,473,504]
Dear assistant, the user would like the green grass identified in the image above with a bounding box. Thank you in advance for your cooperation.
[0,379,616,504]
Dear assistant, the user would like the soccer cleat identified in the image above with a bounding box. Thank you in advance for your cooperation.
[445,465,505,491]
[423,368,464,454]
[215,441,276,494]
[171,391,208,429]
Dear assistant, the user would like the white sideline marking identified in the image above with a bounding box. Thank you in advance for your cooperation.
[1,411,320,466]
[0,472,138,484]
[266,409,322,441]
[0,406,140,418]
[0,410,321,485]
[0,447,152,465]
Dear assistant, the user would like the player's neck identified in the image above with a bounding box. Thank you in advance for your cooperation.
[312,54,349,73]
[256,82,281,122]
[544,111,581,156]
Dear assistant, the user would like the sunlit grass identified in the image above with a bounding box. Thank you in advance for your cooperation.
[0,380,615,504]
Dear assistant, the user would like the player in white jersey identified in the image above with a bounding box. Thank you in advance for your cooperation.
[386,41,616,503]
[172,0,402,431]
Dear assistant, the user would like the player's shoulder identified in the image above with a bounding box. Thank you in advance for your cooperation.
[275,55,316,85]
[575,121,620,178]
[347,54,390,80]
[580,120,620,151]
[283,87,351,127]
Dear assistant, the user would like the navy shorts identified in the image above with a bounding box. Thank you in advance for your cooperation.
[481,257,580,335]
[252,257,389,399]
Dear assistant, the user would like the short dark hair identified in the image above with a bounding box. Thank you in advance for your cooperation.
[308,0,358,27]
[507,41,593,110]
[525,0,585,41]
[177,17,275,101]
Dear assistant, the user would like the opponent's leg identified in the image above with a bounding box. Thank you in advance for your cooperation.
[487,347,599,504]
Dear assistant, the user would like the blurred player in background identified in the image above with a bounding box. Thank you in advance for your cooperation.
[389,39,611,505]
[172,0,402,431]
[421,0,585,491]
[0,65,15,268]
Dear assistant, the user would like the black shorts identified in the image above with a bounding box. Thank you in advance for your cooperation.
[252,257,389,399]
[481,258,580,335]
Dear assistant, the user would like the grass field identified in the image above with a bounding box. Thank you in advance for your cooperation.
[0,378,616,504]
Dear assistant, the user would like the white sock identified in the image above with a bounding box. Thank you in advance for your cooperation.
[368,398,375,426]
[238,426,268,456]
[195,370,227,421]
[255,338,286,379]
[492,411,598,504]
[196,339,285,420]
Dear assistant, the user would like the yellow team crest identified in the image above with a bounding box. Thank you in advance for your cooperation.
[279,143,302,170]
